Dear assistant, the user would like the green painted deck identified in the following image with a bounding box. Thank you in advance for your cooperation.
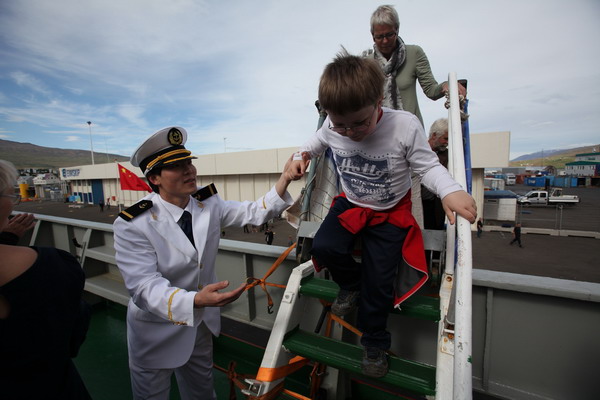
[74,301,241,400]
[74,302,179,399]
[74,301,314,400]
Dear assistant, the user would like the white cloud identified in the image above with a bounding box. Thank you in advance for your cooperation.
[0,0,598,161]
[9,71,51,97]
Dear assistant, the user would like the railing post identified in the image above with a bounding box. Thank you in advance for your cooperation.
[448,72,473,399]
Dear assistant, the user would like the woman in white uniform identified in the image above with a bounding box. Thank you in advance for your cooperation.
[113,127,299,399]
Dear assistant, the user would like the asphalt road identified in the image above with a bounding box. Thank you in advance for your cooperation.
[13,185,600,284]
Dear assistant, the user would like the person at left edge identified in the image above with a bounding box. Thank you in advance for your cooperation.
[113,127,298,400]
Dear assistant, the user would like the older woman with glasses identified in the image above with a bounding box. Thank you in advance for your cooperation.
[0,159,91,399]
[363,5,466,126]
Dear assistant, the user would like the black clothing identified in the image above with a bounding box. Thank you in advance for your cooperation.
[510,226,522,247]
[265,230,274,245]
[311,196,408,351]
[0,231,19,245]
[0,247,91,399]
[178,210,195,247]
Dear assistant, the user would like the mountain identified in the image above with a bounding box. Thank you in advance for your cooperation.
[0,139,129,169]
[509,144,600,169]
[512,149,565,162]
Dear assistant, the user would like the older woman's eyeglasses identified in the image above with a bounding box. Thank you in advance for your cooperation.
[328,106,377,134]
[373,31,397,41]
[1,194,21,205]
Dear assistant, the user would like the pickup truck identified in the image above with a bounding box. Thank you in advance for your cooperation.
[505,173,516,185]
[517,188,579,206]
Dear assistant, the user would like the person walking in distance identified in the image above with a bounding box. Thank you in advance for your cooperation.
[265,228,274,245]
[476,218,483,238]
[510,222,523,247]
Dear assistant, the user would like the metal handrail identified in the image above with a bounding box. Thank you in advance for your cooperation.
[447,72,473,399]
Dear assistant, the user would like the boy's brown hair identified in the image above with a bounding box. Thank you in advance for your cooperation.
[318,50,384,115]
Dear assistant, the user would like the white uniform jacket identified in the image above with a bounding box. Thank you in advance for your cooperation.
[113,185,293,369]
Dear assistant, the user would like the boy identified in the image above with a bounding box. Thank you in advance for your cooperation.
[291,52,476,377]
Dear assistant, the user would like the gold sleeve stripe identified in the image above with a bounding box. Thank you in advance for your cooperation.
[121,211,134,219]
[167,288,182,322]
[262,198,267,209]
[147,149,191,170]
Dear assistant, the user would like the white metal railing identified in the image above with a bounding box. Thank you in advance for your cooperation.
[446,72,474,399]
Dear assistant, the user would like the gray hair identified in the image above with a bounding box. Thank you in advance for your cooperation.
[0,159,18,194]
[429,118,448,139]
[370,5,400,34]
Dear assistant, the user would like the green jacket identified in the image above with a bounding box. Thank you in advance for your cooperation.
[366,44,445,126]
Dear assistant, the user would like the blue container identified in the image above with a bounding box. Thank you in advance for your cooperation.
[525,177,546,187]
[570,177,579,187]
[554,177,564,187]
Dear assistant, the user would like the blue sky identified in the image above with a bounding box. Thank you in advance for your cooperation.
[1,0,599,161]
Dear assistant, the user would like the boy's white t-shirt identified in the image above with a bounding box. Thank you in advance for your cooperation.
[300,108,463,211]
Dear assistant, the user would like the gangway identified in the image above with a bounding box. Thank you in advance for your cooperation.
[243,73,473,399]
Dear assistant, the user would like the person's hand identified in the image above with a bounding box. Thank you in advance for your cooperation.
[442,82,467,98]
[286,152,311,180]
[276,153,310,197]
[193,280,245,308]
[441,190,477,225]
[4,213,36,238]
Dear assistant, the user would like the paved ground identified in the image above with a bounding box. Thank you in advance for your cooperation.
[13,184,600,284]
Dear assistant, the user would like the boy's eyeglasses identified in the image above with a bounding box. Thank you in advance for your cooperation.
[1,194,21,205]
[328,106,377,134]
[373,32,397,41]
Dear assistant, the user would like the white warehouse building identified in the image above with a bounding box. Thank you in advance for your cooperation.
[59,131,510,229]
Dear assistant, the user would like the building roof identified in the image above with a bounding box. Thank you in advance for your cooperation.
[575,152,600,156]
[484,190,518,199]
[565,161,600,166]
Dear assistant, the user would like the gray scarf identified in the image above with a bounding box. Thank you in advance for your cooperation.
[363,37,407,110]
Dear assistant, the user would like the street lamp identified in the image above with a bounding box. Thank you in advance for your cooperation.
[87,121,95,165]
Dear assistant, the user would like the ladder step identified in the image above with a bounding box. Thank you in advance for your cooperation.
[282,329,436,396]
[299,276,440,321]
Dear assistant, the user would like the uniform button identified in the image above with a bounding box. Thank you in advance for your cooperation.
[199,262,203,269]
[198,284,204,290]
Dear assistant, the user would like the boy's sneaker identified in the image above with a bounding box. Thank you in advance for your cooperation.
[331,289,359,317]
[361,347,389,378]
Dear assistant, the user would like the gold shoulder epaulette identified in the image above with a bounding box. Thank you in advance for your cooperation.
[118,200,153,221]
[192,183,217,201]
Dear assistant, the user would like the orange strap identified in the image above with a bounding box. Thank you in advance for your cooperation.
[245,242,296,313]
[213,361,255,400]
[281,389,312,400]
[309,360,327,399]
[329,313,363,337]
[256,355,309,382]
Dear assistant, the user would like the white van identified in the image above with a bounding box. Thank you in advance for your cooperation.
[505,173,516,185]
